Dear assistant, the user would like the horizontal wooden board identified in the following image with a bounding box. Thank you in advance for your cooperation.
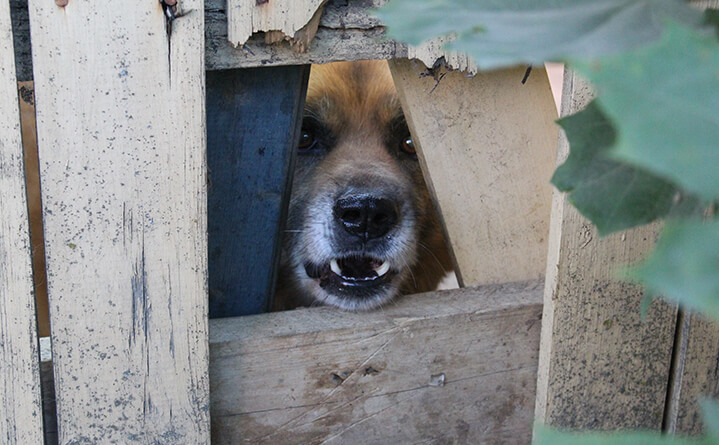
[13,0,475,80]
[210,280,543,444]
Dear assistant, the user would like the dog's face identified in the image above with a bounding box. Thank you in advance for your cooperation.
[278,60,451,311]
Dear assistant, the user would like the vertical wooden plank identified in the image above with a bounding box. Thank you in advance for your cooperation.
[534,69,677,430]
[28,0,209,442]
[0,0,43,442]
[389,59,558,286]
[207,66,309,318]
[665,313,719,435]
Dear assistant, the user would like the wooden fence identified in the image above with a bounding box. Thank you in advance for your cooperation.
[1,0,718,443]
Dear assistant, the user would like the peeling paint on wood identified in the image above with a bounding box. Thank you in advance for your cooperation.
[27,0,210,442]
[210,281,544,444]
[0,0,44,442]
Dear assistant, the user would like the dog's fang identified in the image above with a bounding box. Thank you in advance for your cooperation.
[374,261,390,277]
[330,258,342,276]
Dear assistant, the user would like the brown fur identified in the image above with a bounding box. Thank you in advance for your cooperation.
[275,60,452,311]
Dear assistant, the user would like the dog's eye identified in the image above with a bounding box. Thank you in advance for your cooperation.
[400,136,416,155]
[298,129,316,150]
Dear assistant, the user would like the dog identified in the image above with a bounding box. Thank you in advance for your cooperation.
[275,60,453,311]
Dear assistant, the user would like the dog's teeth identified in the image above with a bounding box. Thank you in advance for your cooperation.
[374,261,390,277]
[330,258,342,276]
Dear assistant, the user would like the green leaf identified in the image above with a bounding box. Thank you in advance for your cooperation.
[628,221,719,320]
[533,423,706,445]
[573,23,719,200]
[552,101,677,236]
[375,0,701,70]
[700,398,719,441]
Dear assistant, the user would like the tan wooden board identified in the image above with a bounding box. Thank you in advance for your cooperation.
[534,68,678,430]
[210,281,544,444]
[0,1,44,442]
[389,59,557,287]
[27,1,210,442]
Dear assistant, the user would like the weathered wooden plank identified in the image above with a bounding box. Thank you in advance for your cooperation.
[11,0,476,77]
[207,65,309,317]
[206,0,402,71]
[210,280,544,444]
[389,59,557,287]
[28,1,210,442]
[665,313,719,436]
[534,68,677,430]
[0,0,43,442]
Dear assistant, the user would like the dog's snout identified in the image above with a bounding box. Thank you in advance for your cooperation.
[333,196,398,240]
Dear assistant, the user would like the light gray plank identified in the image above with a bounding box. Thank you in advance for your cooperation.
[0,0,43,441]
[27,1,210,442]
[534,68,678,430]
[210,281,544,444]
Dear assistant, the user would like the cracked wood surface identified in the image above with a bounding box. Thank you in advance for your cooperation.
[0,1,43,442]
[27,0,210,442]
[389,59,557,287]
[534,69,678,430]
[210,281,543,444]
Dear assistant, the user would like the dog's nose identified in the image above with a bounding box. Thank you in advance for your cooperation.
[333,196,398,240]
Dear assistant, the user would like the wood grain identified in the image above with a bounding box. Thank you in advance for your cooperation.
[210,281,543,444]
[0,0,43,442]
[389,59,558,287]
[207,66,309,317]
[27,0,210,442]
[534,68,678,430]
